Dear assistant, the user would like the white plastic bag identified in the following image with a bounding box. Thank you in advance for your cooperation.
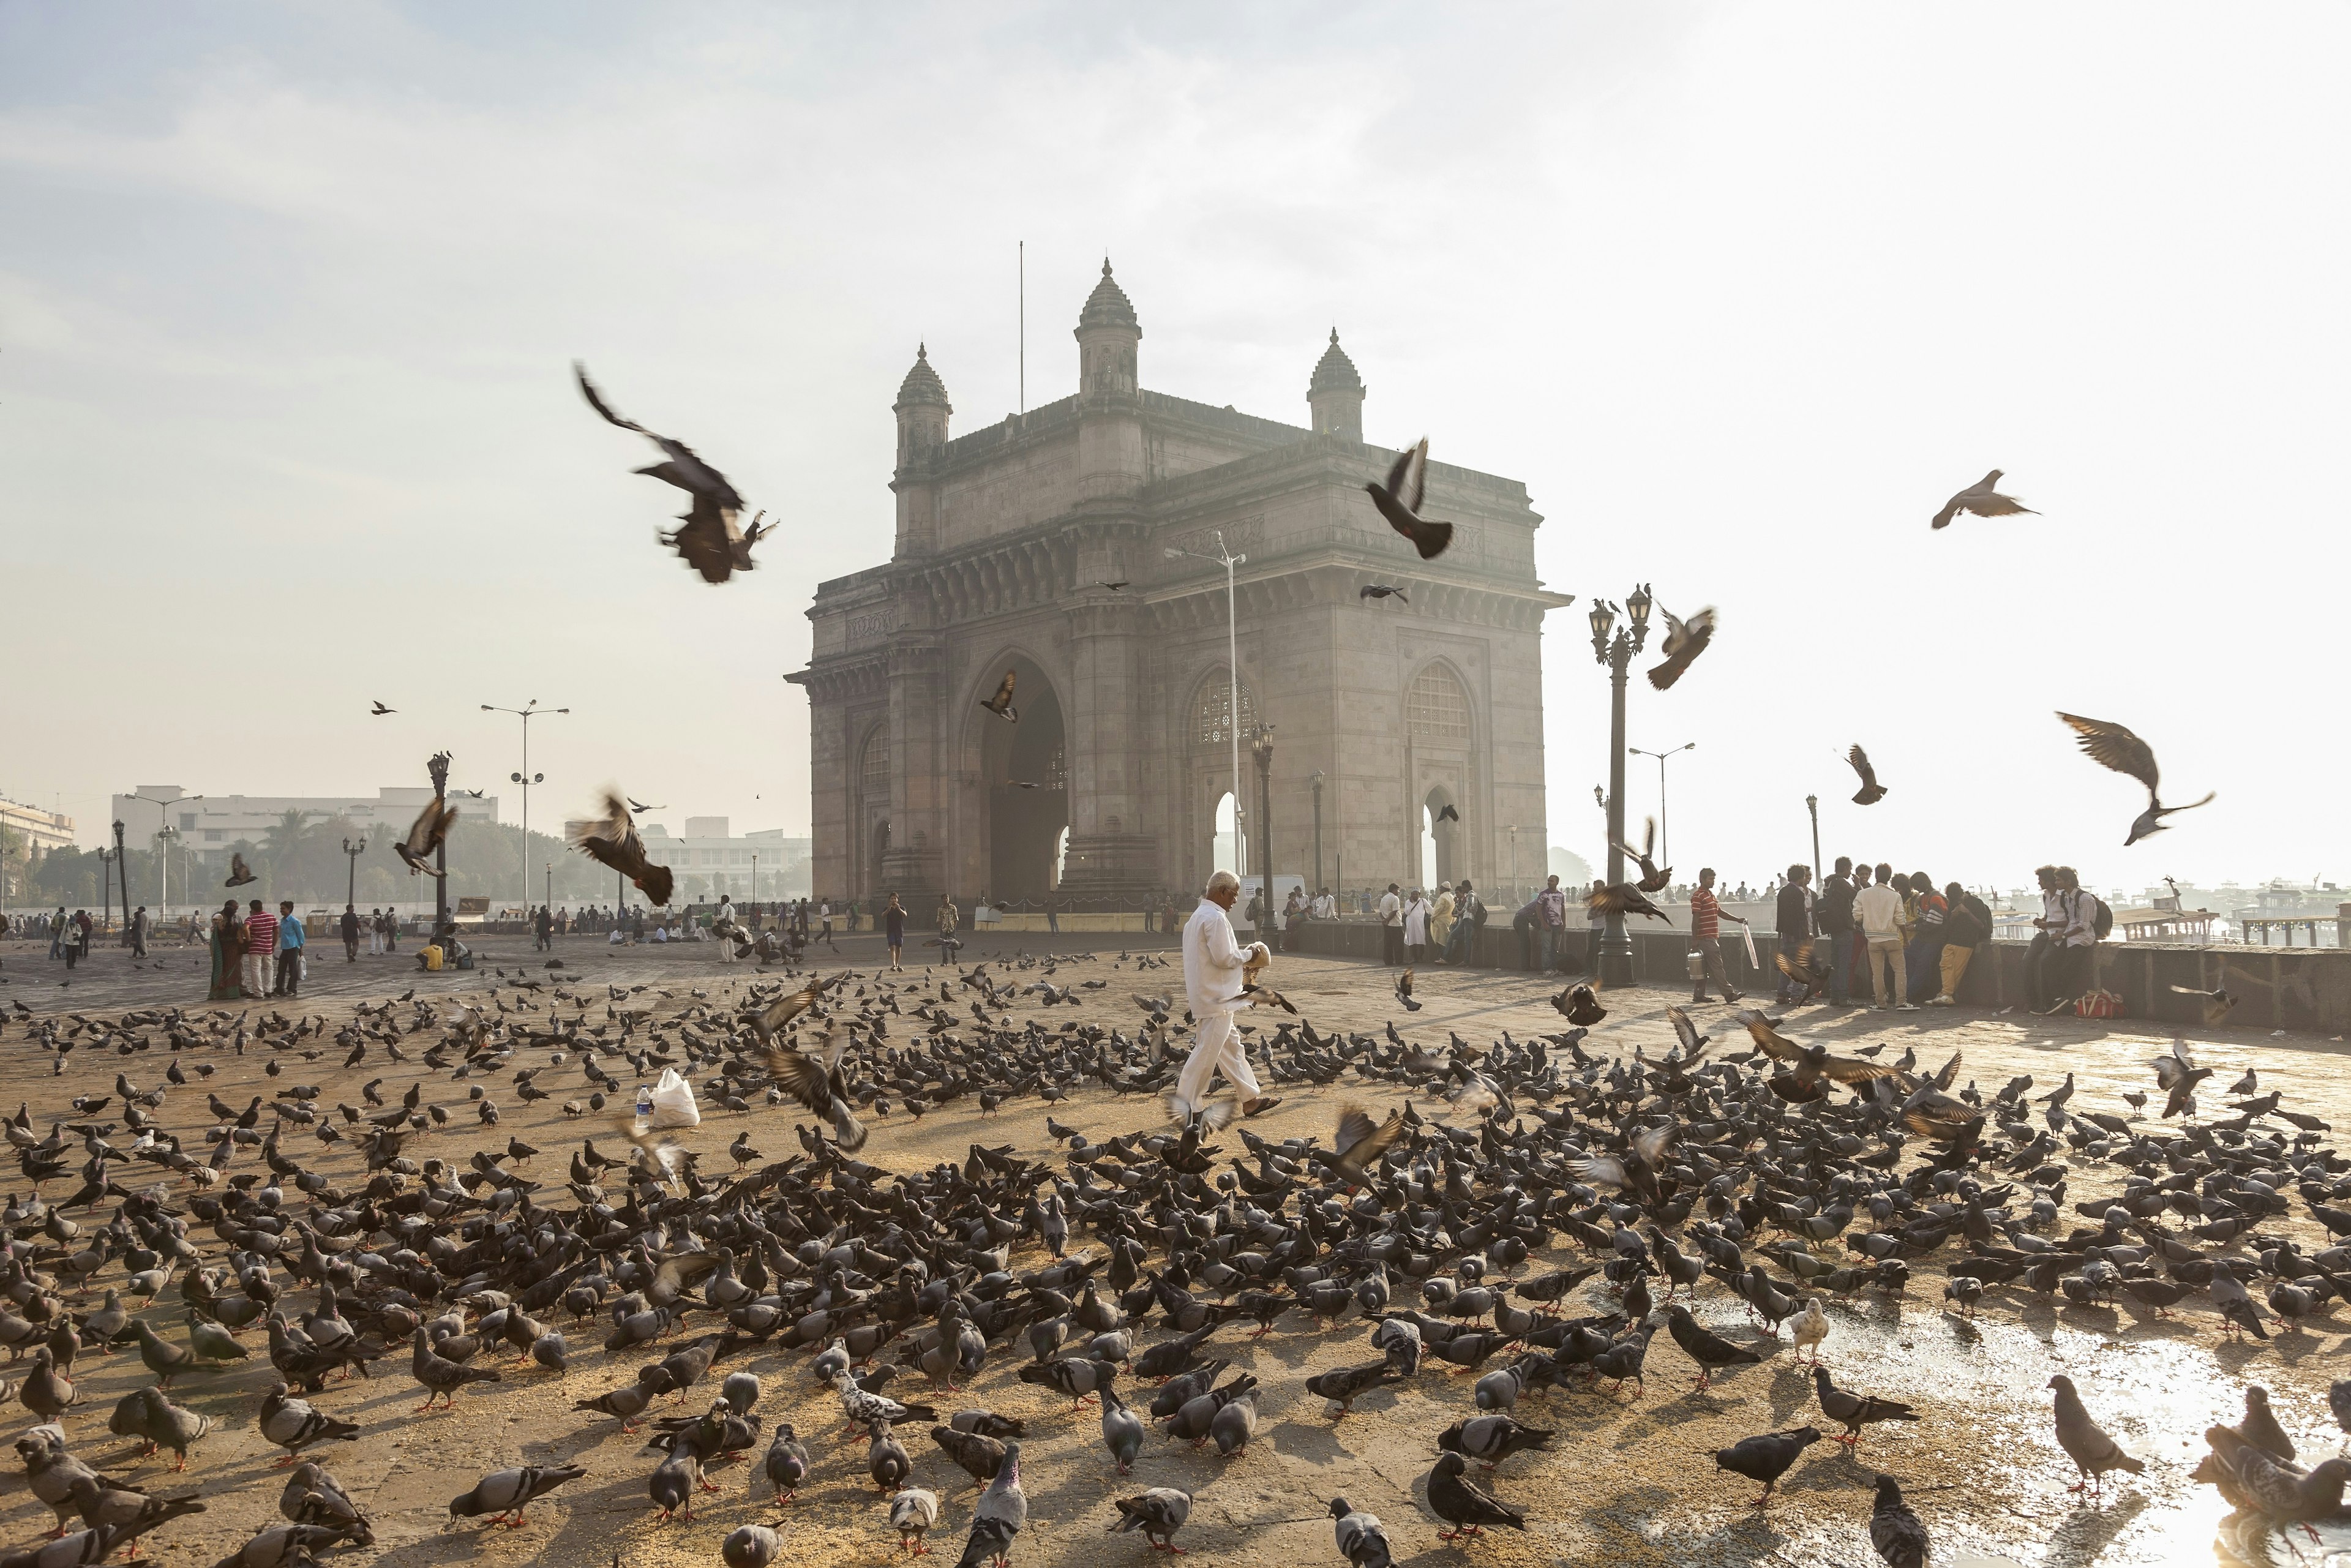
[648,1067,700,1130]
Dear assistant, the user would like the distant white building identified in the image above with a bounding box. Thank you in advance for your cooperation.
[1,798,75,857]
[111,786,502,869]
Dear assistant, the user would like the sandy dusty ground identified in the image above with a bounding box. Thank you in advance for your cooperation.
[2,927,2347,1568]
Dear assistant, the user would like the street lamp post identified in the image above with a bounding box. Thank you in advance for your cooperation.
[427,751,453,955]
[1250,727,1275,917]
[97,844,115,933]
[130,792,198,920]
[154,827,179,922]
[1504,825,1518,904]
[1309,771,1325,897]
[1166,535,1248,877]
[1588,585,1655,988]
[1627,742,1696,869]
[112,820,130,937]
[1805,795,1821,887]
[481,700,567,919]
[343,836,367,910]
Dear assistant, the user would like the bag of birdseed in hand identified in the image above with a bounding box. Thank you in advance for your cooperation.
[648,1067,700,1129]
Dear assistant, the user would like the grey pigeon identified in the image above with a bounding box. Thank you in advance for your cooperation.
[2048,1375,2145,1498]
[1869,1473,1929,1568]
[1100,1384,1146,1473]
[1329,1497,1393,1568]
[448,1464,587,1528]
[1108,1488,1191,1551]
[1714,1427,1822,1507]
[722,1523,785,1568]
[763,1422,811,1501]
[1438,1413,1554,1471]
[889,1488,940,1555]
[1426,1451,1526,1539]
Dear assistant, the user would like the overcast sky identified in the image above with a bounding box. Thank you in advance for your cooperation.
[4,3,2344,896]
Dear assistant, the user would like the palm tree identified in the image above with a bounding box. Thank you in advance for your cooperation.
[261,810,325,898]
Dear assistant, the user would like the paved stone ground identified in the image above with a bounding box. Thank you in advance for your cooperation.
[0,929,2345,1567]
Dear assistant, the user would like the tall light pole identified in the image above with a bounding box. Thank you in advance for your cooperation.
[1504,825,1518,902]
[1589,585,1655,988]
[131,791,197,920]
[1250,726,1275,914]
[482,700,567,917]
[97,844,116,932]
[1309,771,1325,896]
[1166,534,1248,876]
[1805,795,1821,887]
[154,827,179,922]
[343,836,366,910]
[112,820,130,935]
[1628,742,1695,869]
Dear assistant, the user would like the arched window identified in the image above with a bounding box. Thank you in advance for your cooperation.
[1193,675,1261,748]
[1407,665,1471,743]
[859,728,890,797]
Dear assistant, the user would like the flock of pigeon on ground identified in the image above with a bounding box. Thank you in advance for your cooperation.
[0,934,2345,1567]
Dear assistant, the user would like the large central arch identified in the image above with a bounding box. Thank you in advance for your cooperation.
[967,653,1068,902]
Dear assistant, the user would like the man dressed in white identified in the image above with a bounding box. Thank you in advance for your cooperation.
[1174,871,1281,1120]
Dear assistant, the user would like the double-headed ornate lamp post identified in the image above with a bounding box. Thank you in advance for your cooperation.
[342,836,366,910]
[1589,583,1655,988]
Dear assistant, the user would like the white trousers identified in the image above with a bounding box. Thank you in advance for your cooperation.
[1176,1008,1259,1110]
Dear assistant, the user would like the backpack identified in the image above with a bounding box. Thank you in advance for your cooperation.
[2092,896,2113,941]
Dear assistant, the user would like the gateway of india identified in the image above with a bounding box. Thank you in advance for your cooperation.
[789,261,1574,910]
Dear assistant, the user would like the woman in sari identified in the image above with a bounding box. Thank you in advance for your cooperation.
[208,899,246,1000]
[1428,882,1456,962]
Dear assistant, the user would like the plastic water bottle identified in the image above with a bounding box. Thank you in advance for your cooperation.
[635,1084,652,1120]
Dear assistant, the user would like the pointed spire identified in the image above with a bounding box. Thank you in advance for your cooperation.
[1079,260,1138,331]
[896,343,950,410]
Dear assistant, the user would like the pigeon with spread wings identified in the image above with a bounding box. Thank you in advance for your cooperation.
[1365,439,1453,560]
[1847,745,1887,806]
[575,361,767,583]
[225,853,258,888]
[393,797,457,878]
[1588,883,1671,924]
[1647,605,1715,691]
[759,1030,867,1153]
[1311,1106,1406,1188]
[1930,470,2036,531]
[1610,817,1670,893]
[747,976,833,1044]
[370,701,394,716]
[1737,1010,1899,1101]
[978,671,1019,723]
[2055,712,2213,846]
[567,790,674,906]
[1570,1123,1673,1203]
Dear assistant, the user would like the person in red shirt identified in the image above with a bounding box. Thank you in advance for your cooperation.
[241,898,278,1001]
[1687,868,1747,1004]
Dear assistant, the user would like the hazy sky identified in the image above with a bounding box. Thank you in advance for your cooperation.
[4,4,2345,895]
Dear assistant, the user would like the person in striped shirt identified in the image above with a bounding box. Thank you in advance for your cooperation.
[241,898,277,1001]
[1687,868,1747,1004]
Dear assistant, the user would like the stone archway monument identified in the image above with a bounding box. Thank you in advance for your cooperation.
[790,263,1575,909]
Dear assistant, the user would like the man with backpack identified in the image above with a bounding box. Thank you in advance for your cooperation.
[2040,866,2101,1013]
[1935,881,1993,1005]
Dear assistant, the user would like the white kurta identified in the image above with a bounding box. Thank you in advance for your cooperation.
[1177,896,1264,1111]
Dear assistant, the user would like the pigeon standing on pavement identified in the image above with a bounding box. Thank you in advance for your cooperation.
[2049,1375,2145,1498]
